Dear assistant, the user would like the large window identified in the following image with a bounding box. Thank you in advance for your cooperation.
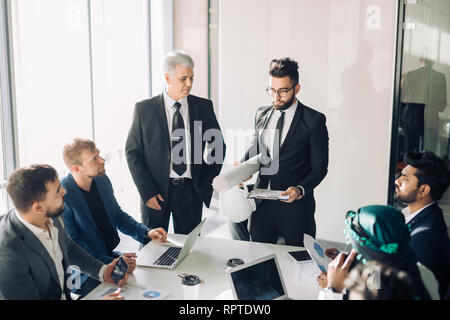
[9,0,156,220]
[0,94,7,214]
[0,0,14,214]
[391,0,450,216]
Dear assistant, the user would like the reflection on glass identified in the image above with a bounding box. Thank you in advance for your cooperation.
[395,1,450,210]
[400,57,447,155]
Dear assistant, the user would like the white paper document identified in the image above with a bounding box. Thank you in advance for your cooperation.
[212,154,261,192]
[247,188,289,200]
[98,284,170,300]
[303,234,332,273]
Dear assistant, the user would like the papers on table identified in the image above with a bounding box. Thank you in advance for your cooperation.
[303,234,332,273]
[98,283,170,300]
[247,188,289,200]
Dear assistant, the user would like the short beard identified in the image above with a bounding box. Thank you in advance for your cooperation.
[45,205,65,219]
[394,187,418,204]
[273,93,295,111]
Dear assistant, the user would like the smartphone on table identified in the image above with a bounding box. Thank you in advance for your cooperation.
[287,250,313,264]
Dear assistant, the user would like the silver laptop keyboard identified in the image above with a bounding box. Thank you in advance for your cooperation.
[154,246,182,266]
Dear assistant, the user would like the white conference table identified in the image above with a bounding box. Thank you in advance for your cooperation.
[84,235,321,300]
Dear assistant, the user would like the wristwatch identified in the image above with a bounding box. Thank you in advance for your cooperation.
[296,185,305,200]
[143,227,151,244]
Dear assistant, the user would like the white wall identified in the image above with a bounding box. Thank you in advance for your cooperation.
[218,0,399,242]
[174,0,208,99]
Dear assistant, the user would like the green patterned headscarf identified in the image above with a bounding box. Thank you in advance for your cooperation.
[344,205,417,268]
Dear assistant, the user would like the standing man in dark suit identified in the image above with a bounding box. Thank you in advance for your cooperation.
[395,150,450,299]
[236,57,329,246]
[126,50,225,234]
[0,164,127,300]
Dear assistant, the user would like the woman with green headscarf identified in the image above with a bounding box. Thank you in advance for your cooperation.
[320,205,431,300]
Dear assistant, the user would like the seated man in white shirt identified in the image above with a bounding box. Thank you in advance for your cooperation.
[0,164,127,300]
[394,150,450,299]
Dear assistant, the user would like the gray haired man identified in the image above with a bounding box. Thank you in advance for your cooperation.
[126,50,225,234]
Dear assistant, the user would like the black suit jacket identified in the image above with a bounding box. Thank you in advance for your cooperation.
[242,101,329,216]
[408,203,449,298]
[125,93,225,209]
[0,210,104,300]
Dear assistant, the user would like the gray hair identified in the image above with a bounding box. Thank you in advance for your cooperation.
[164,50,195,74]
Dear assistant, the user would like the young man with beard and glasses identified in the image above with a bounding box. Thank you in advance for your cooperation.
[60,139,167,291]
[0,164,127,300]
[233,57,329,246]
[394,150,450,299]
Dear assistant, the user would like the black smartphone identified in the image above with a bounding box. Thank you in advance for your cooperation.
[111,257,128,284]
[287,250,313,263]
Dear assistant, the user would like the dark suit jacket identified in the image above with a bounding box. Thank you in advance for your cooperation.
[61,173,148,264]
[0,210,104,300]
[125,93,225,210]
[242,101,329,216]
[408,203,450,298]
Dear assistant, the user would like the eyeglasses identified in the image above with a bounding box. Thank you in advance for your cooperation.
[266,86,295,98]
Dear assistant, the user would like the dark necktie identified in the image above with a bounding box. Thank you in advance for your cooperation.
[172,102,187,176]
[272,111,285,159]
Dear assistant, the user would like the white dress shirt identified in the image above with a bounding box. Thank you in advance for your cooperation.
[260,100,298,157]
[15,211,66,299]
[163,90,192,179]
[15,211,106,300]
[259,100,304,195]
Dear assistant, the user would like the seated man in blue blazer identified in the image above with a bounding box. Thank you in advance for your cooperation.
[394,150,450,299]
[61,138,167,270]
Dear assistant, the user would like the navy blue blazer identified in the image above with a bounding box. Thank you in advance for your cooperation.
[61,173,148,264]
[408,202,449,298]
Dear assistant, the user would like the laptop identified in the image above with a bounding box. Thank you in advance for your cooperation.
[226,254,292,300]
[136,218,207,269]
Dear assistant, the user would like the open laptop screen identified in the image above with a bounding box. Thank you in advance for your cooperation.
[230,257,285,300]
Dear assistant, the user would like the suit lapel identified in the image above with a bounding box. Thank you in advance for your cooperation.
[257,107,274,150]
[259,107,274,130]
[279,101,303,154]
[66,174,103,240]
[10,211,62,289]
[155,93,171,151]
[187,95,201,163]
[187,95,204,178]
[408,203,438,229]
[55,217,72,300]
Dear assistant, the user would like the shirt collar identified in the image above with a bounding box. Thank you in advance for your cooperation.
[164,89,188,111]
[274,99,298,115]
[402,201,436,224]
[15,209,54,237]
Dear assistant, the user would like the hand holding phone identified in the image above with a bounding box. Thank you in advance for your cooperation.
[104,257,129,286]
